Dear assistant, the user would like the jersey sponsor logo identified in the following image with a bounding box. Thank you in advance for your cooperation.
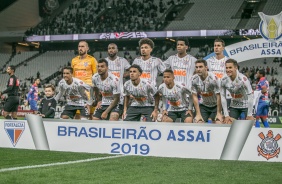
[101,92,113,97]
[4,121,25,147]
[174,69,186,76]
[141,72,151,79]
[134,96,147,102]
[84,62,88,67]
[231,93,243,98]
[201,92,214,97]
[213,72,224,79]
[75,71,87,77]
[258,130,281,160]
[111,71,120,78]
[168,100,181,107]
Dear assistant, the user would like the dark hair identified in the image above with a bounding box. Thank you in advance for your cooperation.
[9,65,16,72]
[63,66,73,73]
[195,59,207,66]
[163,69,174,75]
[44,84,55,91]
[258,69,266,77]
[214,38,225,47]
[226,59,238,68]
[129,64,143,74]
[98,58,108,66]
[176,37,189,46]
[139,38,154,49]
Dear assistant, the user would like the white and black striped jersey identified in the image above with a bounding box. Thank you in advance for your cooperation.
[164,54,197,88]
[124,79,157,107]
[206,56,232,99]
[105,56,131,104]
[132,56,166,83]
[206,56,229,79]
[221,72,253,111]
[55,77,91,106]
[158,82,191,111]
[92,72,120,106]
[191,72,220,107]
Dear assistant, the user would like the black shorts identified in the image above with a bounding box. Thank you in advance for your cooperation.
[124,106,154,122]
[167,110,191,122]
[93,105,121,120]
[229,107,248,120]
[199,104,217,122]
[4,96,19,112]
[61,105,88,119]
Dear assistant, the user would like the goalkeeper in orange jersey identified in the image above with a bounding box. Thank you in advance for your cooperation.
[71,41,97,119]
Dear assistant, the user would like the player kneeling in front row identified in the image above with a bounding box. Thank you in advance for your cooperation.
[221,59,254,124]
[191,59,223,123]
[158,69,193,123]
[123,64,159,122]
[55,66,92,119]
[92,59,121,121]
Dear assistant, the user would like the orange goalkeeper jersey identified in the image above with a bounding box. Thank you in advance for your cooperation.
[71,54,97,86]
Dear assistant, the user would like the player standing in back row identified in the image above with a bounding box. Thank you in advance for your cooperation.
[132,38,166,84]
[164,37,197,88]
[105,43,130,115]
[71,41,98,119]
[206,38,232,106]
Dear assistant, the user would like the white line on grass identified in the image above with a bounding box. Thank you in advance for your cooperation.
[0,155,126,173]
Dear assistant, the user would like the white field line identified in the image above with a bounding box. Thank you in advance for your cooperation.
[0,155,126,173]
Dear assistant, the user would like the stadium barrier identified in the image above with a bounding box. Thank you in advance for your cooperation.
[0,114,281,162]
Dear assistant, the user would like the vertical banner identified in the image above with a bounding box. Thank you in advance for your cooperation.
[26,114,50,150]
[220,120,254,160]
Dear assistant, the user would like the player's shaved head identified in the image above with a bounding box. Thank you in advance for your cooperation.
[108,43,117,48]
[79,41,89,47]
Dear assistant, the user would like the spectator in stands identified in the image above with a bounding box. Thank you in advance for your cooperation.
[271,67,274,75]
[274,68,278,75]
[266,66,270,75]
[38,84,56,118]
[37,71,40,79]
[25,78,40,114]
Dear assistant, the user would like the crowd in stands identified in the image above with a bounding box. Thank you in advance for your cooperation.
[25,0,187,36]
[239,59,282,113]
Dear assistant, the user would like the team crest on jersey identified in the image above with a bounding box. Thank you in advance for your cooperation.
[84,62,88,67]
[258,12,282,41]
[257,130,281,160]
[4,121,25,147]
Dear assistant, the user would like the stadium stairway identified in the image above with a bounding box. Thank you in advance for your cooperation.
[15,51,43,68]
